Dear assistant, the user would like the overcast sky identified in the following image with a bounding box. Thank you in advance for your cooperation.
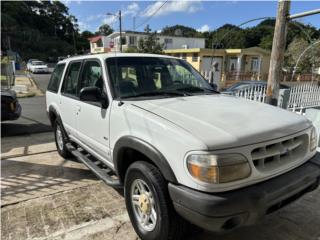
[64,1,320,33]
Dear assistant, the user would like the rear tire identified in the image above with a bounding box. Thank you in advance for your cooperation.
[124,161,187,240]
[54,120,72,158]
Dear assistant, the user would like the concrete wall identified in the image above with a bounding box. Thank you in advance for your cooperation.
[96,33,205,53]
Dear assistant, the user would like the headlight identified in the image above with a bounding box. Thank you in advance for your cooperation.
[186,153,251,184]
[310,126,318,151]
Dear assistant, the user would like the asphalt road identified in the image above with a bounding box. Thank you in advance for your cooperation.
[2,73,52,137]
[29,69,53,92]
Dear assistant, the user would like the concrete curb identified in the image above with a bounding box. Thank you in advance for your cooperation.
[14,71,44,98]
[26,71,45,94]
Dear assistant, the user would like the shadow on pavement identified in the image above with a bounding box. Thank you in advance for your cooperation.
[1,157,98,206]
[1,117,52,137]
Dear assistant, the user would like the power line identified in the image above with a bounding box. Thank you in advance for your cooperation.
[133,1,168,31]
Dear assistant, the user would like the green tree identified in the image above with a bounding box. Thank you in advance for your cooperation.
[1,0,88,60]
[97,24,113,36]
[138,32,163,54]
[285,37,320,73]
[161,25,201,37]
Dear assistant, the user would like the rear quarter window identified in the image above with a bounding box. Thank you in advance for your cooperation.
[47,64,66,93]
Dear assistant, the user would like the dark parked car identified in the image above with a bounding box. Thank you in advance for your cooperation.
[1,89,22,121]
[221,80,290,94]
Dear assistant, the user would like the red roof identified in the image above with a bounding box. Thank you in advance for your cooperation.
[88,35,102,43]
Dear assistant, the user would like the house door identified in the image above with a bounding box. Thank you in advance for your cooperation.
[200,57,222,84]
[228,57,238,72]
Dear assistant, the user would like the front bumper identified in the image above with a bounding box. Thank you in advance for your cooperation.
[33,69,48,73]
[169,152,320,233]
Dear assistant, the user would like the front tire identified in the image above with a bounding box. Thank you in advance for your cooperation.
[54,120,72,158]
[125,161,187,240]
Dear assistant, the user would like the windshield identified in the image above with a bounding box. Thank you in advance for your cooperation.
[106,57,215,99]
[32,61,45,66]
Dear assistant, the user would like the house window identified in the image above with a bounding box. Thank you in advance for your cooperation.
[192,53,198,62]
[251,57,260,72]
[182,53,187,60]
[119,37,126,45]
[165,38,173,44]
[129,36,136,45]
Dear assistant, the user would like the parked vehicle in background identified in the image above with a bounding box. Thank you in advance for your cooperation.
[29,61,49,73]
[1,89,22,121]
[46,53,320,240]
[26,59,39,71]
[221,80,290,94]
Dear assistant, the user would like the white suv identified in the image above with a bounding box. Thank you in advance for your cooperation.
[46,53,320,240]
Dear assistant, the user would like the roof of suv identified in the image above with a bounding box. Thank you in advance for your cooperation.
[58,53,177,64]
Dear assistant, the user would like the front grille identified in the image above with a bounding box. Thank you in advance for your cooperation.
[251,134,308,172]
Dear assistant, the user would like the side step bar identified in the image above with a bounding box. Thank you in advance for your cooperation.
[66,143,122,189]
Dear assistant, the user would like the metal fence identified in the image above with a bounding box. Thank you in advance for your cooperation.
[286,82,320,112]
[224,82,320,112]
[233,85,268,103]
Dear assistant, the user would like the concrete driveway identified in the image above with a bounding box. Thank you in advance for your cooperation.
[1,133,320,240]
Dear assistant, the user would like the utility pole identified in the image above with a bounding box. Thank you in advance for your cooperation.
[107,11,122,52]
[266,0,291,105]
[119,10,122,52]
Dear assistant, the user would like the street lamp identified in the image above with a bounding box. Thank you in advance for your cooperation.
[107,11,122,52]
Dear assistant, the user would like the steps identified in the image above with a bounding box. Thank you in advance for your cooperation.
[66,143,122,188]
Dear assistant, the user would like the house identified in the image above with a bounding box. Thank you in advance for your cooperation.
[164,47,271,87]
[88,31,205,53]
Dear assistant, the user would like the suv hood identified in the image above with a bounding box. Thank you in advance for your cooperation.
[131,95,311,149]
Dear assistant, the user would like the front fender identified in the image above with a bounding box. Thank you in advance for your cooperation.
[113,136,177,183]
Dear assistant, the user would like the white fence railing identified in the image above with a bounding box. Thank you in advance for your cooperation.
[287,82,320,111]
[234,85,267,103]
[226,82,320,112]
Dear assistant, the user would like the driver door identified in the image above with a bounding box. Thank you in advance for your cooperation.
[75,59,111,163]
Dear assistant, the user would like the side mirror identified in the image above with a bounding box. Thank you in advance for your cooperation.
[79,87,109,109]
[209,82,218,91]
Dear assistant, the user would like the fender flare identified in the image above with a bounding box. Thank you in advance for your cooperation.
[48,106,69,140]
[48,105,60,126]
[113,136,177,184]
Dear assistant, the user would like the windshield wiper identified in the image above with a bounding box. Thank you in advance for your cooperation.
[122,90,190,99]
[176,86,218,93]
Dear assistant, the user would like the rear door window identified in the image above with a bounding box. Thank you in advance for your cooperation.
[62,61,82,97]
[47,63,65,92]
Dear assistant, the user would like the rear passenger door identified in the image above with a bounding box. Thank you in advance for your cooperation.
[76,59,111,163]
[46,63,66,113]
[59,61,82,139]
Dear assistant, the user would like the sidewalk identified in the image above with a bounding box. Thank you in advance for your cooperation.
[1,134,320,240]
[12,71,43,98]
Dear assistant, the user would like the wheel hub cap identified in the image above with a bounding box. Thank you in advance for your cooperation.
[139,194,151,214]
[130,179,157,232]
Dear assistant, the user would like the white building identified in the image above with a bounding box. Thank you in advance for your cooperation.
[88,31,205,53]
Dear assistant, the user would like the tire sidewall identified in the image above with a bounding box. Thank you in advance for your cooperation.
[54,120,69,157]
[125,162,170,240]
